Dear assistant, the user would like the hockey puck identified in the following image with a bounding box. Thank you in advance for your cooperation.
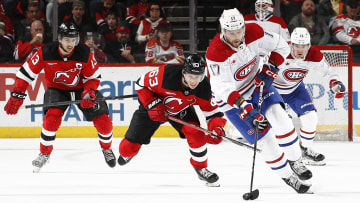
[243,189,259,200]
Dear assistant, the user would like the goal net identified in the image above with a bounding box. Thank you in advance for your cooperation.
[291,45,354,141]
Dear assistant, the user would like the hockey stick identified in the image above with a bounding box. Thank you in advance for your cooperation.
[167,115,260,152]
[243,84,263,201]
[23,94,138,109]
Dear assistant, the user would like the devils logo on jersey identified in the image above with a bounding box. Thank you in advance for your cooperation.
[164,96,196,115]
[282,69,308,81]
[53,67,81,86]
[234,57,257,81]
[347,26,360,38]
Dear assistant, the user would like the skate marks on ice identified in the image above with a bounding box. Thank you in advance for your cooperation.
[0,138,360,202]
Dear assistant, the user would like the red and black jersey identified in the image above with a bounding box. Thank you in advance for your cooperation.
[136,64,222,120]
[16,41,100,91]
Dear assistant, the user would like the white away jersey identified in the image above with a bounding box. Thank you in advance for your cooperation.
[332,14,360,44]
[145,39,184,63]
[273,46,341,94]
[206,23,289,111]
[244,13,290,43]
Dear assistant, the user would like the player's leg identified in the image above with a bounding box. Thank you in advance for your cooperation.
[170,107,219,187]
[118,105,161,165]
[78,90,116,168]
[226,109,311,193]
[32,88,68,172]
[259,86,312,180]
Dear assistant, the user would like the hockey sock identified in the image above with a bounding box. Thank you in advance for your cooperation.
[40,108,63,155]
[266,104,301,161]
[189,144,208,169]
[93,114,113,150]
[258,130,293,178]
[119,138,141,157]
[299,111,317,148]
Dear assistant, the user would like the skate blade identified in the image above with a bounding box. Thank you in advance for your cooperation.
[304,189,314,194]
[303,159,326,166]
[206,181,220,187]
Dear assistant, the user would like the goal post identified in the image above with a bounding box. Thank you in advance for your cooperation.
[306,45,353,141]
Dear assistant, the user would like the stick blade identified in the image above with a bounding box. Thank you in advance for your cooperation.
[243,189,259,200]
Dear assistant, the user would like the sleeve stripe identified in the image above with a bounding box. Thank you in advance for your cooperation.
[82,69,101,83]
[23,62,37,79]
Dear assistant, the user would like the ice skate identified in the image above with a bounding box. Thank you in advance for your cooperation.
[301,145,326,166]
[289,158,312,180]
[32,153,50,173]
[282,173,312,194]
[194,167,220,187]
[117,155,133,166]
[102,149,116,168]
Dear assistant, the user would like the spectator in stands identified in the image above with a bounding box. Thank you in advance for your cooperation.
[0,1,15,43]
[84,31,108,63]
[126,0,149,25]
[95,0,122,33]
[280,0,304,24]
[0,19,14,62]
[63,0,94,36]
[14,19,49,62]
[318,0,346,25]
[145,22,184,64]
[16,2,50,42]
[135,2,168,46]
[104,21,143,63]
[244,0,290,43]
[331,0,360,45]
[288,0,330,45]
[98,11,118,42]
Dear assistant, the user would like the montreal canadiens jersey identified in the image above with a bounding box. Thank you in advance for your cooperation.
[244,13,290,43]
[145,39,185,63]
[273,46,341,94]
[16,42,100,90]
[136,64,222,119]
[331,14,360,44]
[206,23,290,111]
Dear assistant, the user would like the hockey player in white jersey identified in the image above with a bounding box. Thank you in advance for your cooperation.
[206,8,312,193]
[273,27,346,165]
[244,0,290,44]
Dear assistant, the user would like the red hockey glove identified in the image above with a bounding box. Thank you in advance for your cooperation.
[239,103,269,132]
[255,63,278,92]
[80,89,97,108]
[206,117,227,144]
[4,92,27,115]
[147,98,167,122]
[330,80,345,99]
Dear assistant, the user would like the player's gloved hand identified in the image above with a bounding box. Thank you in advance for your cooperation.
[81,89,97,108]
[239,103,269,132]
[147,98,167,122]
[330,80,345,98]
[255,63,279,92]
[205,126,225,145]
[4,92,27,115]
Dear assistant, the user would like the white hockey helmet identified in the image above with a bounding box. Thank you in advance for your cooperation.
[291,27,311,45]
[219,8,245,32]
[255,0,274,21]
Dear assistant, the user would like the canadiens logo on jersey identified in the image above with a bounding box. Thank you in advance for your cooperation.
[234,57,257,80]
[164,96,196,115]
[53,65,82,86]
[283,69,308,81]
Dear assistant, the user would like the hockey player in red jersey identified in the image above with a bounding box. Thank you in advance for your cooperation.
[4,22,116,172]
[274,27,346,166]
[206,8,312,193]
[117,54,227,187]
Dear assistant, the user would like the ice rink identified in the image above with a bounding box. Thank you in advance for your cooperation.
[1,138,359,203]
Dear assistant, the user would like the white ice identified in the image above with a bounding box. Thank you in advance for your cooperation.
[1,138,360,203]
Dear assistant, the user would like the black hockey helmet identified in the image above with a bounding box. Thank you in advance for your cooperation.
[183,54,206,75]
[58,22,80,45]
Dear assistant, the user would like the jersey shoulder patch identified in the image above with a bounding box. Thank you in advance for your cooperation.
[244,23,265,44]
[206,34,236,62]
[304,46,323,62]
[146,39,159,48]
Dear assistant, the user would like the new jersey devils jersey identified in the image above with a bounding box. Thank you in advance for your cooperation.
[244,13,290,43]
[206,23,289,111]
[145,39,184,63]
[136,64,221,119]
[16,42,100,90]
[332,14,360,44]
[273,46,341,94]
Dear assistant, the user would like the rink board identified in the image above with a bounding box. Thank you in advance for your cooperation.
[0,65,359,138]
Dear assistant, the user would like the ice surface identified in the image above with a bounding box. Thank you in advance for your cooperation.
[1,138,359,203]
